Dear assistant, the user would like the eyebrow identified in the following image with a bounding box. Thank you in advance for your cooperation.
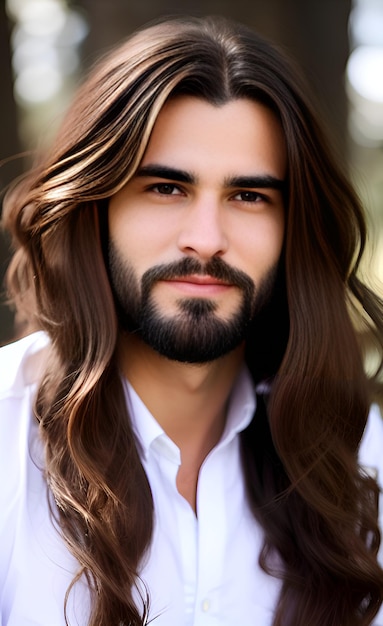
[225,175,286,191]
[135,164,286,191]
[135,165,195,184]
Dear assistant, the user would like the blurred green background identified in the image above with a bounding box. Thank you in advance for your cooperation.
[1,0,383,345]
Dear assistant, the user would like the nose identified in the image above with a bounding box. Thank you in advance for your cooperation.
[177,197,229,260]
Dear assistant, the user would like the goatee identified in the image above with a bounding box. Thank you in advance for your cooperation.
[108,248,277,363]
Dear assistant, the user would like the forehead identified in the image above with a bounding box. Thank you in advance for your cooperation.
[141,96,287,180]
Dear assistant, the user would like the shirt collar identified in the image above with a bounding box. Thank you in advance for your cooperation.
[122,366,256,464]
[218,366,257,447]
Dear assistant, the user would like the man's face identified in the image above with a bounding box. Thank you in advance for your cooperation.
[108,96,286,363]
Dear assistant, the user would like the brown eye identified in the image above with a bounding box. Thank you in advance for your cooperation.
[234,191,264,203]
[152,183,180,195]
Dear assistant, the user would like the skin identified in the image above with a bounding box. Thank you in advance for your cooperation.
[108,96,287,512]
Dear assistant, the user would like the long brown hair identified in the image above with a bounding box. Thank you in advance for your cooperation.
[3,15,383,626]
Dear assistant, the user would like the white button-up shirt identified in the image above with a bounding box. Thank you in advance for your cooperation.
[124,370,283,625]
[0,332,383,625]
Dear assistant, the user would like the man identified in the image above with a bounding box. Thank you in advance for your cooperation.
[1,15,383,626]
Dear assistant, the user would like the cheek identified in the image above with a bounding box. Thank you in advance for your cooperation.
[109,205,146,246]
[265,215,285,260]
[236,213,285,281]
[109,207,174,270]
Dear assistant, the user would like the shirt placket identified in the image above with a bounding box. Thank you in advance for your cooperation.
[151,438,199,625]
[193,445,227,625]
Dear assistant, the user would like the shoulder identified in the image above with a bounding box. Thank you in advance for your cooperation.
[0,331,49,467]
[0,331,50,398]
[359,404,383,488]
[360,406,383,625]
[0,331,49,504]
[0,333,50,576]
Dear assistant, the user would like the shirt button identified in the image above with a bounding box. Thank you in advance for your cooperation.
[201,598,210,612]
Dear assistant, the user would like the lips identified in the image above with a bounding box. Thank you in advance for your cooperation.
[161,274,233,296]
[168,274,231,286]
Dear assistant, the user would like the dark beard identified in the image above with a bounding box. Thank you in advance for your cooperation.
[108,247,277,363]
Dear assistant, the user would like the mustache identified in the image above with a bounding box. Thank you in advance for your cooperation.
[141,257,256,294]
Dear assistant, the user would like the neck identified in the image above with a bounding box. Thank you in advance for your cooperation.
[119,333,245,446]
[118,333,245,511]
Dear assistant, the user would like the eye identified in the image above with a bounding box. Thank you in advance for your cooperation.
[149,183,183,196]
[232,190,268,203]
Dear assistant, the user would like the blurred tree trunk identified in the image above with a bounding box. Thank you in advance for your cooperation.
[0,1,23,344]
[271,0,351,157]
